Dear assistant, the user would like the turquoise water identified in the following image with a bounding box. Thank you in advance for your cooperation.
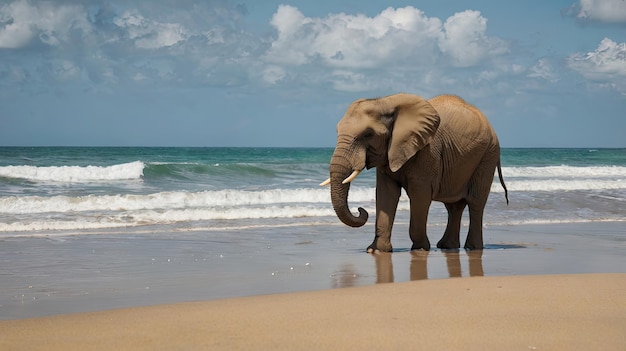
[0,147,625,235]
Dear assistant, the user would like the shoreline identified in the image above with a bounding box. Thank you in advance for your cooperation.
[1,221,625,321]
[2,273,625,350]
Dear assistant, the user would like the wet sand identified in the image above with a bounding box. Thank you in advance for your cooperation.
[1,221,625,349]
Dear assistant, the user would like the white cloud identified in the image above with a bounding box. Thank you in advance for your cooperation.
[263,5,509,92]
[113,10,188,49]
[527,59,560,83]
[438,10,509,67]
[264,6,508,69]
[264,5,312,66]
[262,65,287,84]
[568,37,626,94]
[573,0,626,23]
[0,0,90,48]
[0,1,35,48]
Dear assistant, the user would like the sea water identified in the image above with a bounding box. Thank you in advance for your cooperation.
[1,147,624,236]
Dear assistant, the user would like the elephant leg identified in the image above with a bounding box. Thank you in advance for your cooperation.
[465,205,485,249]
[408,192,432,251]
[367,169,401,253]
[437,199,467,249]
[464,156,496,250]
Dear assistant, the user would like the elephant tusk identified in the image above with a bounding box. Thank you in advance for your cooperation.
[320,170,361,186]
[342,170,361,184]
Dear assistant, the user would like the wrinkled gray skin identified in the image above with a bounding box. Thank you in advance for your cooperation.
[326,93,508,252]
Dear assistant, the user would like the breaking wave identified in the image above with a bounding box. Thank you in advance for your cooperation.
[0,162,144,182]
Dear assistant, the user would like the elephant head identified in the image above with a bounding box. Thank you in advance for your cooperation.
[321,93,441,227]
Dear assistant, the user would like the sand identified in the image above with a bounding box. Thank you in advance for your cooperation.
[2,273,625,351]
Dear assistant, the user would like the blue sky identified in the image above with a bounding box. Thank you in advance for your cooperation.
[1,0,625,147]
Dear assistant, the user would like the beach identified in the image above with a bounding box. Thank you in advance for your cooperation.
[2,273,625,351]
[1,221,625,349]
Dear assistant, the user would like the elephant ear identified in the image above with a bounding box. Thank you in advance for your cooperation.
[385,94,440,172]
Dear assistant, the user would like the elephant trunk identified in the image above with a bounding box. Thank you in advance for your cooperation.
[329,150,368,227]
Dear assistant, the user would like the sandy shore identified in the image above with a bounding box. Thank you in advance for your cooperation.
[2,222,626,320]
[2,273,625,350]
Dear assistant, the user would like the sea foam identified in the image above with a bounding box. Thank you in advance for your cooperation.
[0,161,144,182]
[503,165,626,178]
[0,188,366,214]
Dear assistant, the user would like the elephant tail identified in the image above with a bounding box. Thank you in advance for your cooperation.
[497,160,509,205]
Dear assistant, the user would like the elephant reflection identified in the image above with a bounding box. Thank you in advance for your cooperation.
[331,250,484,288]
[443,250,484,278]
[378,250,484,284]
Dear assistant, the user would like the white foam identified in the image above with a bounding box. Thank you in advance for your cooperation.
[0,161,144,182]
[2,205,623,234]
[0,188,373,214]
[502,165,626,178]
[491,179,626,192]
[0,206,340,233]
[0,186,378,232]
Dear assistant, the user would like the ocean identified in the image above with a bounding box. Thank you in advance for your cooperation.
[1,147,625,237]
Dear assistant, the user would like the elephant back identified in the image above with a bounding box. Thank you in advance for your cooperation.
[428,95,497,147]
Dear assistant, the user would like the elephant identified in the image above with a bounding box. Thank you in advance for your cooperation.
[321,93,508,252]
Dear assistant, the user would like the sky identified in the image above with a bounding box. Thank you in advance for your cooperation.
[0,0,625,147]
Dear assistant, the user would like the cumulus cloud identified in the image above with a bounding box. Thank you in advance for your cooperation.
[568,0,626,23]
[264,5,443,69]
[264,5,507,71]
[0,0,91,48]
[438,10,508,67]
[260,5,511,93]
[568,37,626,94]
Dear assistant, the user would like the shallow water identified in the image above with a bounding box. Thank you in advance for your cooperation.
[1,221,624,320]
